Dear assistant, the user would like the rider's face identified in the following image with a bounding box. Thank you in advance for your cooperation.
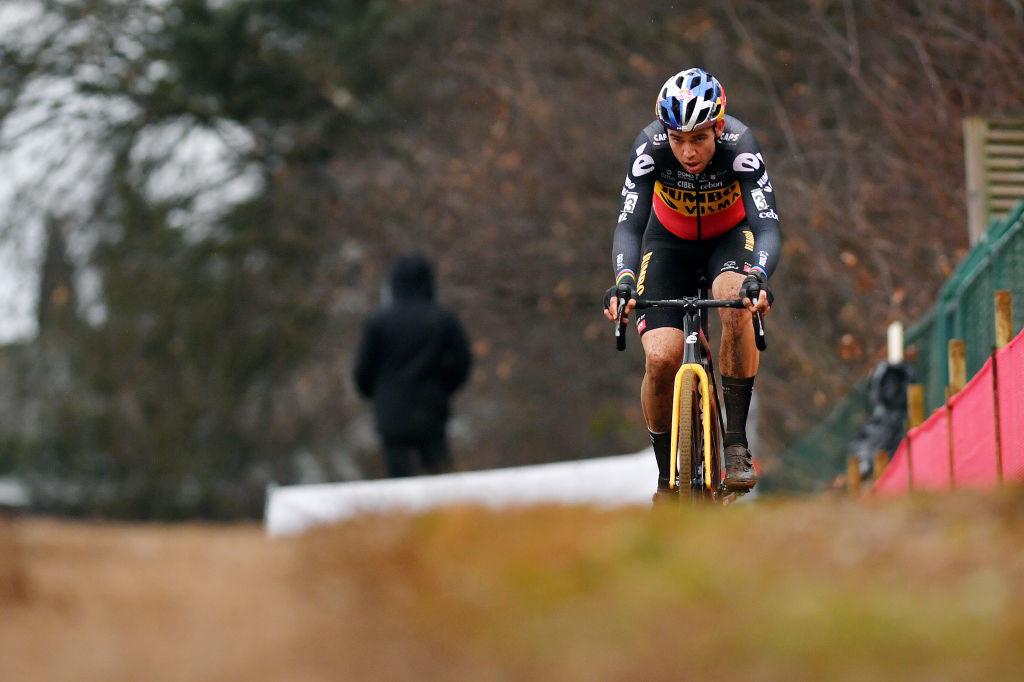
[667,119,724,175]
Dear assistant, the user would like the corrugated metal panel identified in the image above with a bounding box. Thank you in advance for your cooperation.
[965,118,1024,244]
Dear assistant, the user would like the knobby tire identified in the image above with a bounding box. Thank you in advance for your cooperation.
[676,372,696,495]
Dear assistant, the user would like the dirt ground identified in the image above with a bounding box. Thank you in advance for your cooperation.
[2,490,1024,681]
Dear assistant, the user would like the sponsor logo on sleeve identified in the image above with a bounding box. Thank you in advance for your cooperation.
[637,314,647,334]
[623,192,639,213]
[618,212,629,223]
[758,250,769,267]
[632,152,655,177]
[685,332,698,344]
[758,209,779,221]
[636,251,653,294]
[653,132,667,144]
[733,152,763,173]
[751,188,769,211]
[743,230,755,251]
[616,254,625,269]
[622,175,636,192]
[756,171,773,192]
[718,132,740,142]
[722,260,739,271]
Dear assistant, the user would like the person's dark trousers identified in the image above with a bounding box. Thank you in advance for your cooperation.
[383,434,451,477]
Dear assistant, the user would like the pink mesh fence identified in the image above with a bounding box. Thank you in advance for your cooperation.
[873,439,909,495]
[997,332,1024,483]
[906,409,950,491]
[874,328,1024,495]
[950,361,998,488]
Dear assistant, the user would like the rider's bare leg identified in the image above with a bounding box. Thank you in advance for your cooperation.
[712,271,759,490]
[641,327,685,488]
[712,271,758,378]
[640,327,685,432]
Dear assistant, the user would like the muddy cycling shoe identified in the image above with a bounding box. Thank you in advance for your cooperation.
[724,444,758,491]
[651,480,680,508]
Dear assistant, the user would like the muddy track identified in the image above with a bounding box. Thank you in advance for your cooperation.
[2,490,1024,681]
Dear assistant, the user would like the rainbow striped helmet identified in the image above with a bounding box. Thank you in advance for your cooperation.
[656,68,726,132]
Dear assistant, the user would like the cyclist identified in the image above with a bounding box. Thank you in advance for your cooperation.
[602,67,781,498]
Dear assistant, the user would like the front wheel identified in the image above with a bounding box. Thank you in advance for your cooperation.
[675,372,708,501]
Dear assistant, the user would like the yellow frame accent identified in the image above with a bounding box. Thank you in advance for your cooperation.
[668,363,712,490]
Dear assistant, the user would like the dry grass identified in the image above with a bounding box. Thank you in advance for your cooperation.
[2,491,1024,681]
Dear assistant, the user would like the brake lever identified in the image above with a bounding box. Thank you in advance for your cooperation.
[751,301,767,351]
[615,295,629,351]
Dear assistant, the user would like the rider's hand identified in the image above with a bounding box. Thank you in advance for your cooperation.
[740,271,773,315]
[603,283,637,322]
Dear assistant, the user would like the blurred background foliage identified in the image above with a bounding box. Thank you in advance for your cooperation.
[0,0,1021,517]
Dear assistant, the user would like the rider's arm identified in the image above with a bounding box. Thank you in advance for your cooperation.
[732,130,782,280]
[611,131,656,288]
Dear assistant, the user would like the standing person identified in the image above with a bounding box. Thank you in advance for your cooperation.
[354,252,472,477]
[602,68,781,499]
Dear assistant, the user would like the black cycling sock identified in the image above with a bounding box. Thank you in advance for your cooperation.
[721,376,755,449]
[650,430,671,485]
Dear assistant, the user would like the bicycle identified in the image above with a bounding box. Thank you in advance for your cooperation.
[613,274,767,503]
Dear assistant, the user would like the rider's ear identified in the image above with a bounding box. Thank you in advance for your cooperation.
[715,119,726,137]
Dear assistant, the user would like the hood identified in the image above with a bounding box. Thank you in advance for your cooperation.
[389,252,435,302]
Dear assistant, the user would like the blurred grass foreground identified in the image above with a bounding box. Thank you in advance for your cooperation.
[3,491,1024,681]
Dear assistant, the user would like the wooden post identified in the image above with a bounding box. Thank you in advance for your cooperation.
[946,340,965,491]
[993,291,1010,485]
[995,290,1012,349]
[907,384,926,428]
[906,383,924,493]
[948,339,966,395]
[847,456,861,495]
[873,450,888,481]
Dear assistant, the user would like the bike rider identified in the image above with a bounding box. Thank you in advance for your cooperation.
[602,68,781,497]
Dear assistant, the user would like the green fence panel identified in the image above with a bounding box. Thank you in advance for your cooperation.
[902,200,1023,413]
[764,379,869,493]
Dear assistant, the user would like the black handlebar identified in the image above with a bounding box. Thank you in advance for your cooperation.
[613,293,768,352]
[634,297,746,310]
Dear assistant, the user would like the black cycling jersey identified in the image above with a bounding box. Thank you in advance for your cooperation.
[611,115,782,289]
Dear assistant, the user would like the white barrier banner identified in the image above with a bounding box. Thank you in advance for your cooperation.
[265,450,657,536]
